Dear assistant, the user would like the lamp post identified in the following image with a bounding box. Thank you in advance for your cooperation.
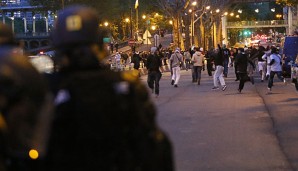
[11,17,14,33]
[191,1,197,46]
[169,20,173,43]
[45,17,48,33]
[23,17,27,33]
[33,16,36,34]
[142,14,150,49]
[125,18,130,39]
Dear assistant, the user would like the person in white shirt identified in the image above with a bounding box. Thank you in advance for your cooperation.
[267,46,286,93]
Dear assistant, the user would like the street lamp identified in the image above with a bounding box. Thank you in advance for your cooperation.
[23,17,27,33]
[11,17,14,33]
[190,1,197,46]
[169,20,173,43]
[33,16,36,34]
[125,18,130,38]
[276,14,282,20]
[45,17,49,33]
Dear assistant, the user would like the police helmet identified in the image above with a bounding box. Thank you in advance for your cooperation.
[52,6,101,48]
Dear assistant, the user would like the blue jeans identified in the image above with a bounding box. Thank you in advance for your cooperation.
[223,59,229,76]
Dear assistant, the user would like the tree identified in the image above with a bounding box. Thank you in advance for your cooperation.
[276,0,298,7]
[157,0,190,49]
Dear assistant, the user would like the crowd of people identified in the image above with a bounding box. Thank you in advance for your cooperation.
[112,41,289,96]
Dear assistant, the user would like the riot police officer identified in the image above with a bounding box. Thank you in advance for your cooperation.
[45,6,173,171]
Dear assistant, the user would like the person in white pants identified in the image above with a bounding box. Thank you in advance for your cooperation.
[212,45,227,91]
[170,48,183,87]
[213,65,226,90]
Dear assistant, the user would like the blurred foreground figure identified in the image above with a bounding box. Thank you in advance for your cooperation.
[45,6,173,171]
[0,48,50,171]
[0,23,50,171]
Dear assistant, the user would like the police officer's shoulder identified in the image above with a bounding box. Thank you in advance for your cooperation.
[121,70,139,83]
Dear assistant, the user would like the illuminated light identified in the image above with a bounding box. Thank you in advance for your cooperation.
[238,9,242,13]
[169,20,173,25]
[192,1,197,6]
[151,25,156,30]
[104,22,109,27]
[205,6,210,10]
[224,12,228,16]
[255,9,259,13]
[236,15,240,18]
[189,9,192,13]
[40,51,44,55]
[29,149,39,160]
[125,18,130,23]
[271,8,275,12]
[216,9,220,13]
[230,13,234,16]
[142,15,146,19]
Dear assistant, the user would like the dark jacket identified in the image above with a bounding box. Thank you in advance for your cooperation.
[146,54,162,72]
[235,52,255,73]
[214,45,224,66]
[131,53,141,69]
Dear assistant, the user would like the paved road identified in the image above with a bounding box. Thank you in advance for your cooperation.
[140,68,298,171]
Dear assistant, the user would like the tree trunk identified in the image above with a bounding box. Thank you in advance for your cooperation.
[183,15,191,50]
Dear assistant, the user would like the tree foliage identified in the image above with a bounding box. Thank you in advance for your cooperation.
[276,0,298,7]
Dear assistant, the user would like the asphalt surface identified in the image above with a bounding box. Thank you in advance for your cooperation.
[140,68,298,171]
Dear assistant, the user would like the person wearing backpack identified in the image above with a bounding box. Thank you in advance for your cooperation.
[170,48,183,87]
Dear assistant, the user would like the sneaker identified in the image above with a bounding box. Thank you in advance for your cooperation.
[267,87,272,94]
[283,78,287,84]
[222,85,227,91]
[174,84,178,88]
[171,80,174,85]
[211,87,219,90]
[238,89,242,93]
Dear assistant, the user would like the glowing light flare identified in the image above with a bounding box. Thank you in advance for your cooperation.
[29,149,39,160]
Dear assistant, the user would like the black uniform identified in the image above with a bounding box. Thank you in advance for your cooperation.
[45,65,173,171]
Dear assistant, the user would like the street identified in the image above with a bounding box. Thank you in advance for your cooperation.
[141,68,298,171]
